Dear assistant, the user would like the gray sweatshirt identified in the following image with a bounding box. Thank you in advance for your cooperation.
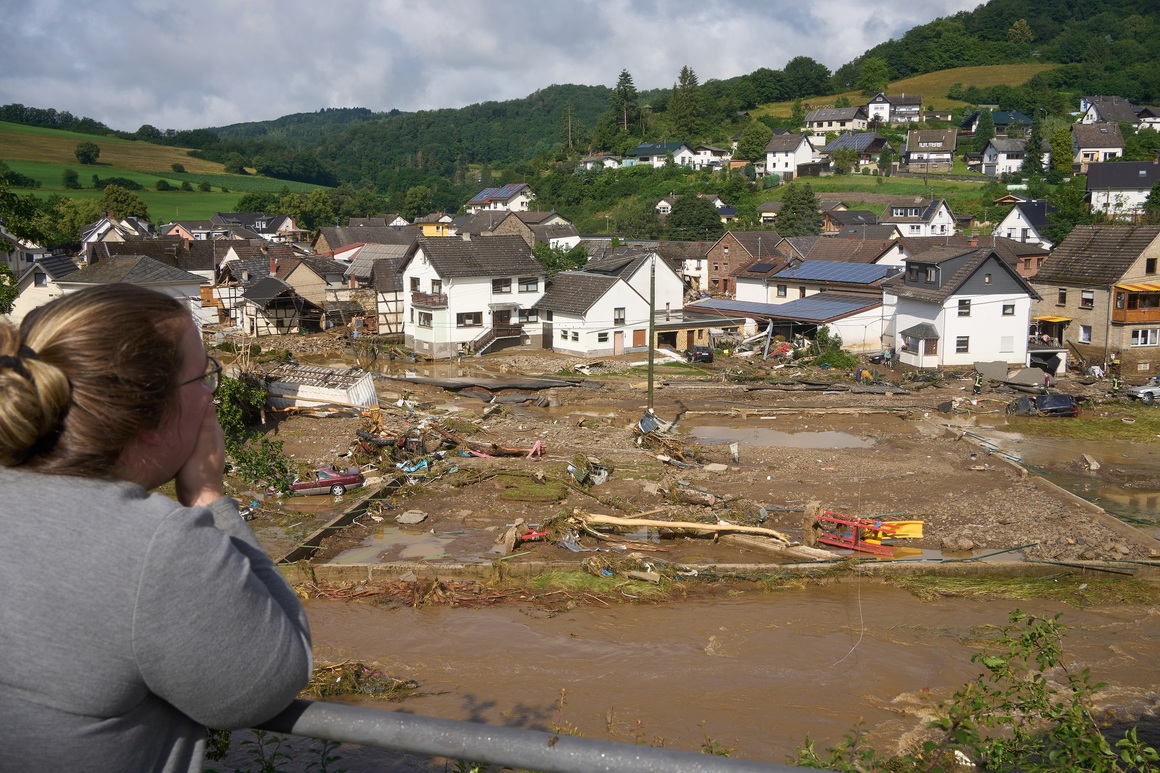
[0,466,313,772]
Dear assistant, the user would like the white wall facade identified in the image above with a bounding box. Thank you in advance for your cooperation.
[547,281,649,357]
[765,141,813,179]
[996,209,1052,249]
[891,292,1032,368]
[825,308,887,354]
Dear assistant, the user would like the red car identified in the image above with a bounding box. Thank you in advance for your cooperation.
[289,465,365,496]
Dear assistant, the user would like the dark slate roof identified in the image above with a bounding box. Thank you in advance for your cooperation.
[211,212,297,234]
[961,110,1031,129]
[224,258,275,288]
[346,243,408,282]
[883,93,922,106]
[1073,122,1124,149]
[1085,95,1141,123]
[1010,200,1055,231]
[805,238,897,264]
[773,261,893,284]
[32,254,80,280]
[409,235,542,278]
[1086,161,1160,191]
[764,134,809,153]
[820,133,890,153]
[529,222,580,244]
[243,276,294,306]
[782,236,820,259]
[829,224,900,240]
[316,225,420,249]
[59,255,207,286]
[757,201,782,213]
[827,210,879,227]
[805,107,867,123]
[988,137,1027,154]
[581,251,651,280]
[371,258,404,293]
[899,322,940,340]
[535,272,620,315]
[883,198,950,224]
[886,248,1040,304]
[1033,226,1160,285]
[721,230,784,260]
[466,183,533,206]
[514,211,569,225]
[625,142,688,158]
[653,241,710,261]
[228,243,299,262]
[287,255,346,279]
[453,210,517,235]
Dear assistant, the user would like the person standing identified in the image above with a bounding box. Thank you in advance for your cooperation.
[0,285,312,772]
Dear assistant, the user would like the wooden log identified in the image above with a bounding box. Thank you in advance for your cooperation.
[579,512,790,544]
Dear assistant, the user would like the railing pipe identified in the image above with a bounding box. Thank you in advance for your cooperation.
[258,700,807,773]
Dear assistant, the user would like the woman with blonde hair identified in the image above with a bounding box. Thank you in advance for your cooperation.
[0,284,312,771]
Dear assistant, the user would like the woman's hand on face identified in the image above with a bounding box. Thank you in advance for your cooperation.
[175,406,226,508]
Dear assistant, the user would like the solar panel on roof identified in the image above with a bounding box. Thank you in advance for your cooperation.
[748,262,778,273]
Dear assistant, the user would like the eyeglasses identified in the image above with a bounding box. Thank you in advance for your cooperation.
[180,355,222,394]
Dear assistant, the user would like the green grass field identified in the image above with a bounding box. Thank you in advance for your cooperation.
[2,121,323,221]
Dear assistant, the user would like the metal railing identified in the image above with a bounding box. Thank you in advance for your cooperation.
[258,700,810,772]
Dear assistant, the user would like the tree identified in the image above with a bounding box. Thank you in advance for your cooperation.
[1045,177,1088,246]
[98,184,150,221]
[1008,18,1035,44]
[665,195,723,241]
[783,56,831,99]
[0,264,17,314]
[1143,181,1160,225]
[775,182,822,236]
[1024,121,1046,177]
[198,181,212,192]
[74,141,100,165]
[610,69,639,133]
[735,121,773,164]
[155,179,173,191]
[670,65,700,137]
[402,185,434,221]
[857,57,890,97]
[223,152,248,175]
[1049,126,1074,180]
[831,147,858,175]
[973,109,995,154]
[532,242,588,275]
[61,168,80,189]
[877,145,897,176]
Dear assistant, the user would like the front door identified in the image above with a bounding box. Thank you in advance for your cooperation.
[495,309,512,326]
[542,322,553,349]
[614,331,624,355]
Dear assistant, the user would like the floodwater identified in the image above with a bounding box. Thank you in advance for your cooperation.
[298,584,1160,771]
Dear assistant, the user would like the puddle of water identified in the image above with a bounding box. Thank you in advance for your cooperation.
[331,524,496,564]
[689,425,875,449]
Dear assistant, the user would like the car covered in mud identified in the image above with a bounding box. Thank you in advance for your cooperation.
[1126,375,1160,405]
[1005,393,1080,417]
[288,465,365,496]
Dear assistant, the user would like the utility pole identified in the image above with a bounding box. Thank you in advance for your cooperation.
[647,252,656,410]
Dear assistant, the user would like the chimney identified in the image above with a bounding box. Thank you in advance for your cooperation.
[269,257,278,276]
[967,236,978,247]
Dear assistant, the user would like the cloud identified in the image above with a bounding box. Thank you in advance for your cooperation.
[0,0,979,131]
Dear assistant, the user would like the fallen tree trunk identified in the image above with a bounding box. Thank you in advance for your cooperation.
[579,512,791,544]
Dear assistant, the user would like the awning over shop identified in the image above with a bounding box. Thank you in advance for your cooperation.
[1115,282,1160,293]
[1032,315,1072,323]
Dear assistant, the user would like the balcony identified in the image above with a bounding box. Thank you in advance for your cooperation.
[1112,287,1160,324]
[1112,307,1160,324]
[412,291,448,308]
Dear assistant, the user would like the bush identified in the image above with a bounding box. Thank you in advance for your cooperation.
[171,163,185,173]
[180,181,193,191]
[198,181,212,192]
[156,179,172,191]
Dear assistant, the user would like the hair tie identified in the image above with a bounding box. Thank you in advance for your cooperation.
[0,344,38,381]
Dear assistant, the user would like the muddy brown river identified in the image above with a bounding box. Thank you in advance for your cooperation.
[287,584,1160,771]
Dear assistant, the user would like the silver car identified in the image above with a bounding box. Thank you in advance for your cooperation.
[1126,375,1160,405]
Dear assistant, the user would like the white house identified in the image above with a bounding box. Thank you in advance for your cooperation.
[1072,123,1124,173]
[6,254,79,325]
[1079,95,1141,125]
[866,93,923,125]
[982,138,1027,177]
[52,255,209,328]
[883,245,1041,369]
[690,144,732,170]
[882,198,956,237]
[1086,162,1160,222]
[622,142,695,169]
[735,260,897,306]
[763,134,814,182]
[400,235,546,358]
[464,183,537,214]
[803,107,868,146]
[1,224,49,277]
[994,200,1056,250]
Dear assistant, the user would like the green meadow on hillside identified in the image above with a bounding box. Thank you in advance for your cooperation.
[1,122,322,221]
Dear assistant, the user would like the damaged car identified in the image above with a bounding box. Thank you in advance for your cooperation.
[1126,375,1160,405]
[288,465,365,496]
[1005,393,1080,417]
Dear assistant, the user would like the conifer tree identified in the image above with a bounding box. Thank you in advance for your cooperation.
[776,182,822,236]
[973,109,995,154]
[610,69,639,133]
[1024,120,1045,177]
[671,65,700,137]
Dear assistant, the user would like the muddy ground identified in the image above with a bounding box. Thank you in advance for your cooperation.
[229,341,1160,569]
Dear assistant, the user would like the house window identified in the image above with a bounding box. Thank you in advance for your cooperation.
[410,277,420,292]
[907,266,919,281]
[925,267,936,283]
[418,311,433,328]
[955,336,970,354]
[722,263,728,273]
[984,273,992,284]
[571,331,579,342]
[597,332,609,343]
[614,307,626,325]
[910,225,921,234]
[926,338,938,355]
[518,277,538,292]
[492,278,512,294]
[1002,303,1015,316]
[518,308,538,324]
[560,330,568,341]
[456,312,483,327]
[776,285,787,297]
[1080,290,1094,309]
[545,310,553,321]
[1147,258,1157,274]
[1130,328,1159,347]
[34,273,47,287]
[1079,325,1092,343]
[958,299,971,317]
[798,287,807,298]
[712,262,719,272]
[1057,289,1067,306]
[431,279,442,294]
[723,245,729,255]
[1116,293,1125,309]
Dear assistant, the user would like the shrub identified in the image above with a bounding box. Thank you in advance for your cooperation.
[155,179,172,191]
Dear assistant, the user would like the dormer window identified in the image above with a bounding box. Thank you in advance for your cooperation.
[925,267,937,283]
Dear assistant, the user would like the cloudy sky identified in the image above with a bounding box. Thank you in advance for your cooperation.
[2,0,980,132]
